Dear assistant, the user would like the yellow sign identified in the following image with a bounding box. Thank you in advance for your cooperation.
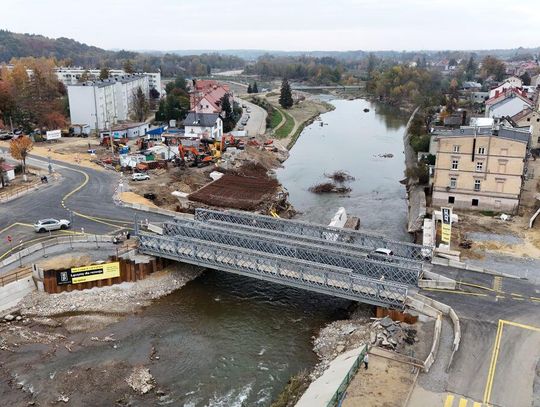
[441,207,452,246]
[70,262,120,284]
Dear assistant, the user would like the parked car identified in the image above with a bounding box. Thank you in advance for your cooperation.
[0,132,13,140]
[34,218,71,233]
[241,104,247,108]
[132,172,150,181]
[246,108,251,113]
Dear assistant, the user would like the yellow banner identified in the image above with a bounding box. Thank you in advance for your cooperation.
[441,207,452,245]
[70,262,120,284]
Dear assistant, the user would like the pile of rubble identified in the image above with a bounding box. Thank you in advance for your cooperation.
[310,314,418,379]
[370,316,417,350]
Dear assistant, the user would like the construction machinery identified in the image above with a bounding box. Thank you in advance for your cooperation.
[178,145,214,168]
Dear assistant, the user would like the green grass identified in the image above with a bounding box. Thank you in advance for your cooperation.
[269,108,284,129]
[274,108,295,139]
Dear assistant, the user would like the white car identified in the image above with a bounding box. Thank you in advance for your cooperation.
[132,173,150,181]
[34,218,71,233]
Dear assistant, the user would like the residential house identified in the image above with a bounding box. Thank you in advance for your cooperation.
[431,125,530,213]
[485,88,533,118]
[531,74,540,88]
[100,122,149,140]
[488,77,523,99]
[189,80,233,114]
[0,163,15,187]
[183,112,223,141]
[462,81,482,90]
[67,75,150,131]
[511,108,540,149]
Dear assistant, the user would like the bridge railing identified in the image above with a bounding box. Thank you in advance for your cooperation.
[163,219,420,286]
[194,209,433,260]
[138,232,408,308]
[172,217,425,271]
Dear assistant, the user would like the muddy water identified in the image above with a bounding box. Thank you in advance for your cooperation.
[276,97,410,241]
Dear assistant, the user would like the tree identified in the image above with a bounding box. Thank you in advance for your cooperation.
[149,87,160,99]
[78,69,90,82]
[44,111,67,129]
[0,157,5,188]
[465,56,477,80]
[99,67,110,80]
[131,87,149,121]
[247,84,252,94]
[220,94,235,132]
[123,59,135,74]
[279,78,293,109]
[520,72,531,86]
[252,82,259,93]
[481,56,506,81]
[10,136,33,174]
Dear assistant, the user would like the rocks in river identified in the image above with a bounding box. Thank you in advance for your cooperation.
[126,366,155,395]
[374,153,394,158]
[363,108,370,112]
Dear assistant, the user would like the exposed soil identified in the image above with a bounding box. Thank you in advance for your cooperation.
[189,162,280,211]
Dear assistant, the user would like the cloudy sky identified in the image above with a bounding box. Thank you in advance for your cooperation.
[3,0,539,51]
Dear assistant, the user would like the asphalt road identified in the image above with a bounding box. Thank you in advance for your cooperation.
[235,98,267,136]
[0,149,171,261]
[414,265,540,406]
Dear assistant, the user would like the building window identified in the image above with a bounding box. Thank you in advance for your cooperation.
[478,147,486,155]
[451,160,459,170]
[448,196,455,204]
[472,199,479,206]
[498,162,507,173]
[474,180,481,191]
[496,181,505,193]
[476,162,483,172]
[527,118,531,122]
[453,145,460,153]
[450,177,457,189]
[537,136,540,144]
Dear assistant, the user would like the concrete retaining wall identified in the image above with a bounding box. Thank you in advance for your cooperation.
[431,256,518,279]
[419,270,457,290]
[0,276,35,313]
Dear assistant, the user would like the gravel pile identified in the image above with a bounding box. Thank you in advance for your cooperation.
[18,264,203,317]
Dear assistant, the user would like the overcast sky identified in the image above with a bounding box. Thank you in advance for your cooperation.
[3,0,539,52]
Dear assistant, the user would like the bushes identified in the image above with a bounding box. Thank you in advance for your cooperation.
[410,134,431,153]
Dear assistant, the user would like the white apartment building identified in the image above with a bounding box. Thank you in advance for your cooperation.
[67,75,149,131]
[56,67,161,92]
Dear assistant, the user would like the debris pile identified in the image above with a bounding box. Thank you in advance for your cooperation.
[126,366,155,395]
[370,316,417,350]
[324,170,355,182]
[309,182,351,194]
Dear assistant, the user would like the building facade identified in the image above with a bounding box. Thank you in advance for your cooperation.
[485,89,533,118]
[183,112,223,141]
[512,108,540,149]
[432,126,530,213]
[67,75,149,131]
[56,67,161,92]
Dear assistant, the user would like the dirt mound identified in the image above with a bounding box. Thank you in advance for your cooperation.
[309,182,351,194]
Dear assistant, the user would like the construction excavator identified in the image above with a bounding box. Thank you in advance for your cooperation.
[178,145,214,168]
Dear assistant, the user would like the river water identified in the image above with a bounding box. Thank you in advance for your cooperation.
[10,97,409,406]
[276,97,410,241]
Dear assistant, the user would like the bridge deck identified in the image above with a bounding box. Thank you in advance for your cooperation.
[138,232,408,308]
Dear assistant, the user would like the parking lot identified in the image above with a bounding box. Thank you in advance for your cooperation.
[235,98,267,136]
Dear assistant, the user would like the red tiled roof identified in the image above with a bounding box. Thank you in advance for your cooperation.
[0,163,14,171]
[485,88,532,106]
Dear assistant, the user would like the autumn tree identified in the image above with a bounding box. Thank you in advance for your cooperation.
[279,78,293,109]
[78,69,90,82]
[99,67,110,80]
[481,56,506,81]
[131,87,149,122]
[10,136,33,174]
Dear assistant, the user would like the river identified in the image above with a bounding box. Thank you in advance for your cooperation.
[276,97,410,241]
[6,97,409,406]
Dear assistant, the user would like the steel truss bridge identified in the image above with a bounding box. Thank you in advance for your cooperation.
[137,209,433,308]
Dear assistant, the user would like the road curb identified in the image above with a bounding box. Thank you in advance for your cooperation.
[431,257,521,280]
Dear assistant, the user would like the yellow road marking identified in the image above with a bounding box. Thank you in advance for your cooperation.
[423,288,488,297]
[483,320,540,405]
[444,394,455,407]
[472,403,482,407]
[0,222,34,235]
[511,293,524,298]
[458,398,468,407]
[493,276,503,292]
[460,281,496,292]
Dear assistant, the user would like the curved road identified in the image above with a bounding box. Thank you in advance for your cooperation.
[0,149,171,260]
